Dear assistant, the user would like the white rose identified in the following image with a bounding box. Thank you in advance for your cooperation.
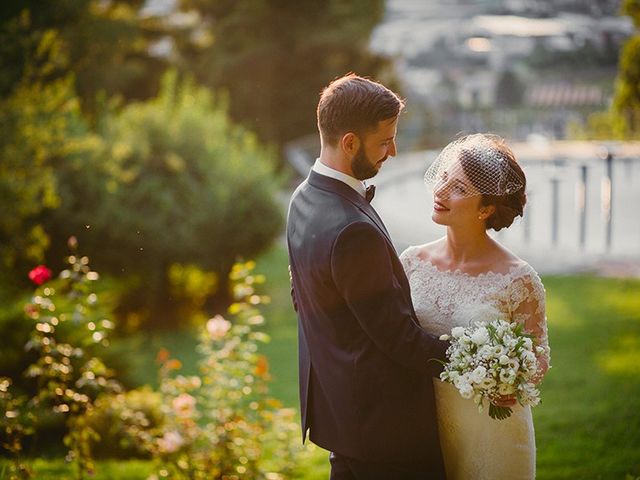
[500,369,517,384]
[498,383,515,395]
[480,377,497,389]
[499,354,510,365]
[519,383,541,406]
[478,345,493,359]
[471,327,489,345]
[447,371,460,382]
[454,373,471,390]
[523,337,533,350]
[493,346,506,356]
[459,383,474,399]
[470,366,487,384]
[451,326,465,338]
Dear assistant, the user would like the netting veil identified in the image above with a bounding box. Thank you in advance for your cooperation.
[424,134,524,198]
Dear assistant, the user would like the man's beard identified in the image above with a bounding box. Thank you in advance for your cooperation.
[351,146,381,180]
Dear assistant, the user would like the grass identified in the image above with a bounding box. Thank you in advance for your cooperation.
[534,275,640,479]
[0,459,153,479]
[3,243,640,479]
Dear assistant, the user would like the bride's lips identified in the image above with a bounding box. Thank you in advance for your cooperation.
[433,200,449,212]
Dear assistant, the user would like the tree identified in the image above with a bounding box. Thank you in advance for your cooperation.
[495,70,524,107]
[170,0,395,158]
[0,31,91,279]
[613,0,640,134]
[0,1,167,114]
[47,72,284,328]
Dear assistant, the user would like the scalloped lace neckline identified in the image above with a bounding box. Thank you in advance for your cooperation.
[411,250,531,280]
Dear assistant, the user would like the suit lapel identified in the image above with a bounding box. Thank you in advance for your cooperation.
[307,170,394,246]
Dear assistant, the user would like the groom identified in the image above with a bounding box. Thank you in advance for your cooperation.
[286,73,448,479]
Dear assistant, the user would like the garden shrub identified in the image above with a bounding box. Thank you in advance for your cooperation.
[48,71,284,329]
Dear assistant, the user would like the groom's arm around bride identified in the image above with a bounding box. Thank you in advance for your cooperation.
[287,73,448,480]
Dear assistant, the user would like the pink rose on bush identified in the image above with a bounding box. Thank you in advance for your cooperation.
[172,393,196,417]
[28,265,52,285]
[157,431,185,453]
[206,315,231,339]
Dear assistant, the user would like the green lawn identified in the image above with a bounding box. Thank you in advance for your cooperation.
[535,275,640,479]
[4,244,640,479]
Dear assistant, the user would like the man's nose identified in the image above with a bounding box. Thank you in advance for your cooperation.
[388,140,397,157]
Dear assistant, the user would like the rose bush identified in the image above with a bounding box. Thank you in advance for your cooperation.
[140,261,306,479]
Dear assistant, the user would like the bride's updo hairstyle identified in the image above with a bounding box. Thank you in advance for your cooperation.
[462,134,526,231]
[424,133,527,231]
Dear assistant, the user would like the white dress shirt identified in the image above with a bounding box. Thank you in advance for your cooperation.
[312,159,366,198]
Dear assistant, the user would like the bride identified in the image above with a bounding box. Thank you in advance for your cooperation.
[400,134,551,479]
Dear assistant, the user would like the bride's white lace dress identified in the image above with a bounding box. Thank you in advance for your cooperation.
[400,245,551,480]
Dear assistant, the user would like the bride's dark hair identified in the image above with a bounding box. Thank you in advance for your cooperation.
[460,135,527,231]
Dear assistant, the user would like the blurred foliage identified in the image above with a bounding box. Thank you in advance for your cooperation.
[0,1,167,115]
[171,0,394,158]
[84,387,164,459]
[576,0,640,139]
[1,0,389,320]
[139,261,306,479]
[45,71,283,329]
[0,31,93,276]
[613,0,640,135]
[1,242,122,479]
[567,109,637,140]
[1,0,393,156]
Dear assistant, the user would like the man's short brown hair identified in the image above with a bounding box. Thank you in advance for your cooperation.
[317,73,405,146]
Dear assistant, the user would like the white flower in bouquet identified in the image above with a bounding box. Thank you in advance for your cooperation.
[470,327,490,345]
[438,317,542,420]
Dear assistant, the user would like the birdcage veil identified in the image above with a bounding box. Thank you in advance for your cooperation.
[424,134,524,198]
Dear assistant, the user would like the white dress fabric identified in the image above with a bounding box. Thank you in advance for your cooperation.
[400,245,551,480]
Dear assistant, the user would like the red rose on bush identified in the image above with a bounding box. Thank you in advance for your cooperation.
[28,265,52,285]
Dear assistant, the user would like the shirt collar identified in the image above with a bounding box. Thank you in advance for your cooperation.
[312,159,366,198]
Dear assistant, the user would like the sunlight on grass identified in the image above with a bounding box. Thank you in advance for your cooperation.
[536,275,640,479]
[598,335,640,375]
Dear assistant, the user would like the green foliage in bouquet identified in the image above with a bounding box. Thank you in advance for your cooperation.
[141,261,305,479]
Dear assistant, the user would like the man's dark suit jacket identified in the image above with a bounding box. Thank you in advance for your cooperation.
[286,169,448,472]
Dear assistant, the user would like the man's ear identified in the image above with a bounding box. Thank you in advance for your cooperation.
[340,132,360,157]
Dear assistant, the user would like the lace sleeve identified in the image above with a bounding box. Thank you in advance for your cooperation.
[509,267,551,384]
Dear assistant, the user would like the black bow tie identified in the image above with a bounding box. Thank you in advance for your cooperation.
[365,185,376,203]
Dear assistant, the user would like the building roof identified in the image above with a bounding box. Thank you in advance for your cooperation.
[525,83,606,107]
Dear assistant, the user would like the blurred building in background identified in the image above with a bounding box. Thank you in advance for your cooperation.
[371,0,632,148]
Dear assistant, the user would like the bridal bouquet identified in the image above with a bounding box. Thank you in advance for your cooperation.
[439,316,544,420]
